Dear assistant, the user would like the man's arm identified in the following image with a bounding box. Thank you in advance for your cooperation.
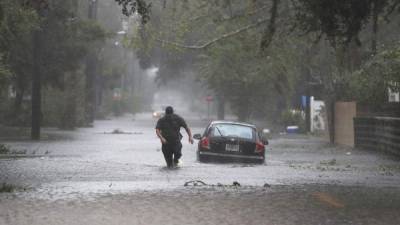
[156,128,167,144]
[184,127,194,144]
[179,116,194,144]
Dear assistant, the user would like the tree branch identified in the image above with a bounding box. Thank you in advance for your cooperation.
[155,18,269,50]
[387,1,400,15]
[260,0,280,52]
[189,4,269,23]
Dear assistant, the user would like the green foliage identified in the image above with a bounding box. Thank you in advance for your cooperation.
[198,34,288,120]
[39,1,107,88]
[0,0,108,128]
[124,94,142,114]
[120,0,400,126]
[114,0,151,23]
[195,13,304,120]
[0,144,10,154]
[96,91,142,118]
[291,0,400,102]
[41,71,86,129]
[350,44,400,106]
[0,54,10,86]
[0,1,39,126]
[280,109,306,131]
[282,110,303,126]
[0,0,39,88]
[0,183,15,193]
[130,0,303,121]
[293,0,373,45]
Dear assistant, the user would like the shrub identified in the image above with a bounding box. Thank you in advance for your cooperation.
[0,144,9,154]
[280,109,306,132]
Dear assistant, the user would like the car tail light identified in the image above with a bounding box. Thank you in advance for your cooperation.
[200,137,210,149]
[255,141,264,153]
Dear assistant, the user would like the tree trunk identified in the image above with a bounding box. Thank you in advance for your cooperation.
[260,0,279,52]
[84,0,98,125]
[237,97,250,122]
[13,84,24,116]
[85,54,96,125]
[371,0,379,55]
[31,31,41,140]
[326,99,335,144]
[324,46,345,145]
[60,73,77,130]
[217,94,225,120]
[349,38,362,72]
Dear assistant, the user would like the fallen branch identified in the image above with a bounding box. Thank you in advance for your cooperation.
[190,4,269,23]
[156,18,269,50]
[184,180,207,186]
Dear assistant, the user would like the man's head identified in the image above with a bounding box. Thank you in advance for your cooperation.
[165,106,174,115]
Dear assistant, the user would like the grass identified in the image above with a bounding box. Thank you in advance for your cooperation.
[0,183,16,193]
[0,144,10,154]
[0,144,27,155]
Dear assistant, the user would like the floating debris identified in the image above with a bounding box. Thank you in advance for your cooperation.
[232,181,241,187]
[0,144,10,154]
[263,183,271,188]
[320,159,337,166]
[102,129,143,135]
[184,180,207,187]
[0,183,15,193]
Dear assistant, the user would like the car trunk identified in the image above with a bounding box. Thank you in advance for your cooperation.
[209,136,256,155]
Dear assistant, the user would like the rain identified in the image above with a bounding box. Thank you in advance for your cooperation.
[1,1,400,224]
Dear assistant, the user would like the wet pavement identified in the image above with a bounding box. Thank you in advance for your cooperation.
[1,114,400,224]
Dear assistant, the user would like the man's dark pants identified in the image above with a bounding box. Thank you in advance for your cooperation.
[162,142,182,167]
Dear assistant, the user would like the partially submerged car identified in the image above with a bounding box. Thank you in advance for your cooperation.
[193,121,268,164]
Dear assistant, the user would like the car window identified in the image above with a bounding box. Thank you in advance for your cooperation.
[210,124,255,140]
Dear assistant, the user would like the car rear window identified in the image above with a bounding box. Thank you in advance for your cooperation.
[210,124,255,140]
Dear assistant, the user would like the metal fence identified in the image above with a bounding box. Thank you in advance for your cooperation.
[354,117,400,156]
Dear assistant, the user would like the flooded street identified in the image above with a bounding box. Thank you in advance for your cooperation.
[1,114,400,225]
[2,0,400,224]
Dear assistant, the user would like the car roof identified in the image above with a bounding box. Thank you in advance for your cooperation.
[209,120,257,128]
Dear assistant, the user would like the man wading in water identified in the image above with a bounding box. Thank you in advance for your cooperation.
[156,106,194,168]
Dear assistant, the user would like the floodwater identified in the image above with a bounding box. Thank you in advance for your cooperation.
[1,113,400,224]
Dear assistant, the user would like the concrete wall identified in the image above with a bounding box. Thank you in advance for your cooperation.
[335,102,357,147]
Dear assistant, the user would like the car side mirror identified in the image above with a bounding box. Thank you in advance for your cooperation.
[193,134,202,140]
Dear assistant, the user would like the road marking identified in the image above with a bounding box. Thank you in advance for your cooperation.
[312,192,345,208]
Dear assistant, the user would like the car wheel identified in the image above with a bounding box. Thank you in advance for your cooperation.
[257,158,265,164]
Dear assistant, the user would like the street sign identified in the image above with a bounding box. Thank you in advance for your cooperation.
[113,88,122,100]
[206,95,213,102]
